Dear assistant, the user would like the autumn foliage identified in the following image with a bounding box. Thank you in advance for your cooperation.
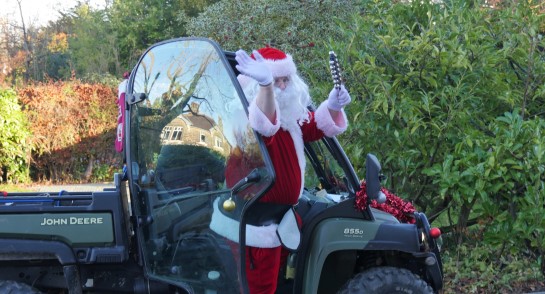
[18,80,120,183]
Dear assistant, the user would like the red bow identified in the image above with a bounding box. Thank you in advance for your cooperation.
[355,181,416,224]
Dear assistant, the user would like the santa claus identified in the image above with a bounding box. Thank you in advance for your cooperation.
[211,47,351,294]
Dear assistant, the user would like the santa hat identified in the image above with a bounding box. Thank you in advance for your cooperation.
[251,47,297,77]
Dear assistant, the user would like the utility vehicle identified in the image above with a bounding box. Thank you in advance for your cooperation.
[0,37,443,293]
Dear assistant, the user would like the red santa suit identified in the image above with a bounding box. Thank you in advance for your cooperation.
[210,47,348,294]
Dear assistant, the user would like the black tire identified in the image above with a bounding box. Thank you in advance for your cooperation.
[0,281,42,294]
[338,266,434,294]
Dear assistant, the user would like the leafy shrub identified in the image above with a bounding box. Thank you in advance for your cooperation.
[318,0,545,288]
[18,80,121,183]
[0,88,31,183]
[91,162,119,182]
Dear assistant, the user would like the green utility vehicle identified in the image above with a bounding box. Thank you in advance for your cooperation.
[0,38,443,293]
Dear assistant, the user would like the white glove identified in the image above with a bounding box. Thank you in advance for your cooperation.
[327,85,351,111]
[235,49,273,86]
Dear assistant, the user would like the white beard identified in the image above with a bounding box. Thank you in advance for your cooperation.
[241,74,312,132]
[274,77,310,132]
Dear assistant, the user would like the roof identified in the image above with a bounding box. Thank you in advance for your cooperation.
[185,113,215,130]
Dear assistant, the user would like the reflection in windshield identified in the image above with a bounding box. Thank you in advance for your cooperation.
[128,39,270,293]
[303,140,351,202]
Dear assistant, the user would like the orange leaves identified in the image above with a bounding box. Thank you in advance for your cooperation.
[20,80,116,145]
[18,80,119,181]
[48,33,69,53]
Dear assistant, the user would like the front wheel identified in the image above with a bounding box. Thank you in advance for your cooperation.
[338,266,434,294]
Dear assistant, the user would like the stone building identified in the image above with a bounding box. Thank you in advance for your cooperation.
[160,102,231,158]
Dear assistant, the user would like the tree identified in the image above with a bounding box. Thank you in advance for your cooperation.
[0,13,28,86]
[14,0,32,83]
[185,0,363,88]
[68,3,120,79]
[28,14,75,81]
[1,2,72,84]
[108,0,218,71]
[0,17,15,86]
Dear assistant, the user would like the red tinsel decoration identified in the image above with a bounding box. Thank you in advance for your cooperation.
[355,181,416,224]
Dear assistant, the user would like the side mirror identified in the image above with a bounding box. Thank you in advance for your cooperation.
[366,154,386,204]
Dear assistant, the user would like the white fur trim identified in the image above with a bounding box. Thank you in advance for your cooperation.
[287,127,306,197]
[265,54,297,77]
[248,99,281,137]
[209,198,281,248]
[117,79,127,98]
[315,101,348,137]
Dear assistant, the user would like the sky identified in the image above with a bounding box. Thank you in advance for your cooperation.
[1,0,108,27]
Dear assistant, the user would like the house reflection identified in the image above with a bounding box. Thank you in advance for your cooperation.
[160,102,231,158]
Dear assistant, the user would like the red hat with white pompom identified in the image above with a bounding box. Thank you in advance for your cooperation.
[251,47,297,77]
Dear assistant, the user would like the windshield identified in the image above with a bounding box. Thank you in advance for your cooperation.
[128,39,271,293]
[303,139,355,203]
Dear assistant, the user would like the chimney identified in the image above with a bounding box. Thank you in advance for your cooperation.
[191,102,200,114]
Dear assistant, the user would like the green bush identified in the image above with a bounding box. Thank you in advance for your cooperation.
[186,0,363,88]
[0,88,31,183]
[317,0,545,289]
[91,163,119,182]
[187,0,545,289]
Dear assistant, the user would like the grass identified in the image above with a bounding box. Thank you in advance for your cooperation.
[0,183,35,193]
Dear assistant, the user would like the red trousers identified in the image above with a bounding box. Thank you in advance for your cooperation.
[227,214,301,293]
[227,241,282,294]
[245,246,282,294]
[245,212,301,293]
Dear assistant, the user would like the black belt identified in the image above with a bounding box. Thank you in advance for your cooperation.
[245,202,292,226]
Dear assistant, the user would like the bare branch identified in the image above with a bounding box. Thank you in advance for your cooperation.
[15,0,32,83]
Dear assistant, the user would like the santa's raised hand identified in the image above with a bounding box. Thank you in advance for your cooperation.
[327,85,351,111]
[235,49,273,86]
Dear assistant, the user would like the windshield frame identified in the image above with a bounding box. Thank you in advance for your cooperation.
[124,37,277,293]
